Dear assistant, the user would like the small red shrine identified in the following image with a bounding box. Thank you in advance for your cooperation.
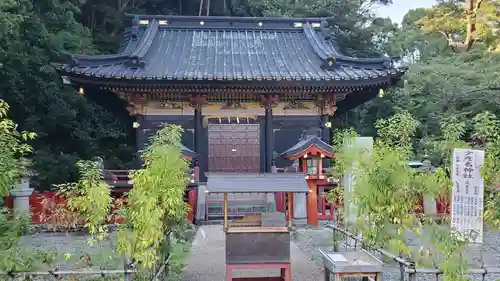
[281,128,334,225]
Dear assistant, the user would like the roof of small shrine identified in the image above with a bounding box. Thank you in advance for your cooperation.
[57,14,408,90]
[281,128,333,160]
[181,144,196,158]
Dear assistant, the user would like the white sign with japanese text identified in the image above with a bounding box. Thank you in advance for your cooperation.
[451,148,485,244]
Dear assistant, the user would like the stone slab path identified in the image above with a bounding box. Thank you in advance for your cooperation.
[181,225,324,281]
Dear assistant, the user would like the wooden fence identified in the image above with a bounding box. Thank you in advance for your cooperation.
[3,191,127,224]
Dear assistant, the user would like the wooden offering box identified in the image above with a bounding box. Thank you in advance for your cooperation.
[205,173,309,281]
[226,213,290,264]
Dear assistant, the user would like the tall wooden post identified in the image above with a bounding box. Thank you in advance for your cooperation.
[320,114,330,168]
[261,94,278,173]
[190,94,207,181]
[265,108,273,172]
[307,180,319,225]
[134,114,145,169]
[287,192,293,228]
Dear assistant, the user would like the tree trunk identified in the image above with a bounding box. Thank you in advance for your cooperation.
[463,0,484,52]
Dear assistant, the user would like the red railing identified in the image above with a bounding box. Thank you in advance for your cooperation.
[104,167,199,187]
[2,167,200,225]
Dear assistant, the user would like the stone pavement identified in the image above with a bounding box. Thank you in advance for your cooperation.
[181,225,324,281]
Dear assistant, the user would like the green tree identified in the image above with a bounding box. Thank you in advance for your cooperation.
[0,100,56,273]
[472,112,500,228]
[0,0,135,191]
[247,0,397,57]
[417,0,500,52]
[0,100,36,197]
[333,112,483,281]
[116,124,189,268]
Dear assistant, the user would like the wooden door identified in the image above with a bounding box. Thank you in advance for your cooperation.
[208,124,260,172]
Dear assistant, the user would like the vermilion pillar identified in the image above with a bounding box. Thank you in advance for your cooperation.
[306,180,319,225]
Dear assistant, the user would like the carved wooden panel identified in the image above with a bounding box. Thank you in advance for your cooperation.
[208,124,260,172]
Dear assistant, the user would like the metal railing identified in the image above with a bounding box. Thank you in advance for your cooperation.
[326,223,500,281]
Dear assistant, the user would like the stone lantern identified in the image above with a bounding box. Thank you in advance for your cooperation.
[10,158,37,215]
[411,155,438,216]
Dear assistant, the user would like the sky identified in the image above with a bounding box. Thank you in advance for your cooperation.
[374,0,436,24]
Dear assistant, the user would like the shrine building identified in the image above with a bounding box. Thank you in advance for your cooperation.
[57,14,408,224]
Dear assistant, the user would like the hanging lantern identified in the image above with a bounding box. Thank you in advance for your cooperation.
[78,87,84,96]
[378,88,384,98]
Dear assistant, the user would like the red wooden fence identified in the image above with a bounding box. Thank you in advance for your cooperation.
[3,189,197,225]
[3,191,125,224]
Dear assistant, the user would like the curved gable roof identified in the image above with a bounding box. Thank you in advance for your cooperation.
[58,15,408,89]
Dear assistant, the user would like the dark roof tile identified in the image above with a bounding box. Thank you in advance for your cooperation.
[59,15,408,85]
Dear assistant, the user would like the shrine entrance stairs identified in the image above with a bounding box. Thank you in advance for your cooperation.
[181,225,323,281]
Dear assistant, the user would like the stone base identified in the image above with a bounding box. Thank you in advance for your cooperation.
[292,218,307,227]
[10,187,34,214]
[195,184,207,222]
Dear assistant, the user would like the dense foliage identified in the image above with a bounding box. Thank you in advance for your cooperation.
[0,100,36,197]
[116,124,189,268]
[332,110,499,280]
[0,100,53,273]
[2,0,497,191]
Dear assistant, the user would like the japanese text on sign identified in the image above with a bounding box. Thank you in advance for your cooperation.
[451,148,485,244]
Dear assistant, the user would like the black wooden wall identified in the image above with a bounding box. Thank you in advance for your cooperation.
[273,116,320,169]
[136,115,326,181]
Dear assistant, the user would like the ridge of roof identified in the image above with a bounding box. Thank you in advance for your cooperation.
[125,13,331,25]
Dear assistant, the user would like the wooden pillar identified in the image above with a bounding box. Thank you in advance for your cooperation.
[264,107,274,173]
[315,94,335,169]
[190,94,207,181]
[260,94,278,173]
[134,114,145,169]
[194,108,203,156]
[321,114,331,169]
[307,180,319,225]
[287,192,293,228]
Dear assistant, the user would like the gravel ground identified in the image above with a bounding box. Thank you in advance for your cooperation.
[15,224,500,281]
[180,225,324,281]
[292,225,500,281]
[19,231,122,270]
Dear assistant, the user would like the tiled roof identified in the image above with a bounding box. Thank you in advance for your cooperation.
[281,128,333,158]
[59,15,408,88]
[180,143,196,158]
[205,173,308,193]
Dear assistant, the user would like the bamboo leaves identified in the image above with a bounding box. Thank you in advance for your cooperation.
[117,124,189,269]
